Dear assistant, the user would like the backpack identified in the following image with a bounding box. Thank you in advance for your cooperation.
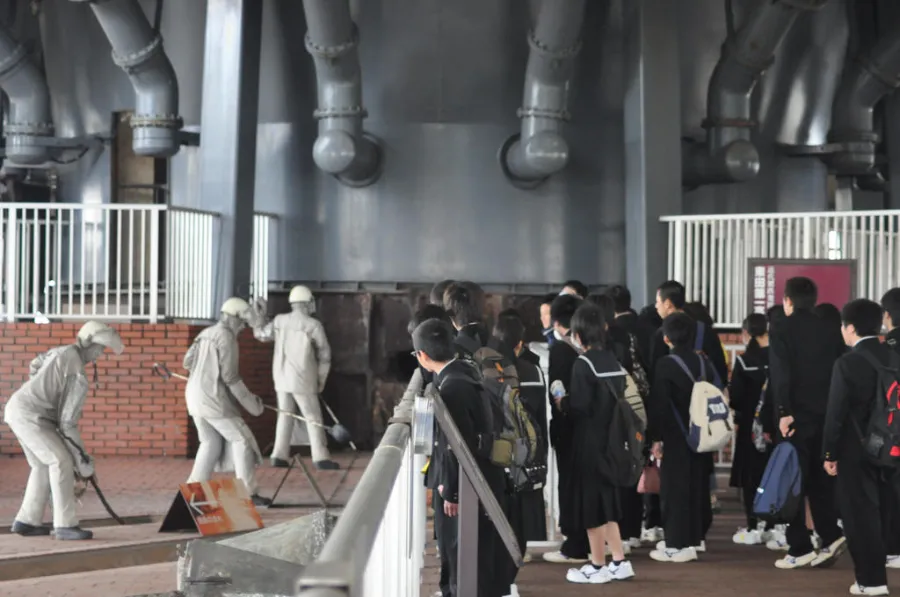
[667,354,734,453]
[577,355,646,487]
[693,321,723,389]
[854,350,900,468]
[448,338,541,478]
[753,441,802,523]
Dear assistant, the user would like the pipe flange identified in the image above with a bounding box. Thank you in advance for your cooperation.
[778,0,829,10]
[112,35,165,74]
[0,43,28,81]
[527,30,583,61]
[859,55,900,91]
[702,117,756,130]
[305,24,359,60]
[313,106,368,120]
[517,106,571,122]
[4,122,54,136]
[829,129,880,144]
[130,114,183,130]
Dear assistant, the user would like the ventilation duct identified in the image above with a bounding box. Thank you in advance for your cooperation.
[0,25,53,164]
[829,31,900,175]
[303,0,382,188]
[500,0,586,188]
[79,0,181,157]
[683,0,828,187]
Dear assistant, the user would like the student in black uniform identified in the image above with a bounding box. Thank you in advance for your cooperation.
[561,280,588,299]
[564,303,636,584]
[814,302,844,332]
[822,299,900,596]
[413,318,507,597]
[431,279,457,306]
[496,308,541,368]
[769,277,846,570]
[540,293,558,346]
[636,303,664,542]
[543,294,589,564]
[647,312,715,563]
[491,314,548,562]
[729,313,775,545]
[881,288,900,570]
[443,282,490,355]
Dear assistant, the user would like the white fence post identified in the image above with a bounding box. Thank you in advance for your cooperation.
[4,207,17,322]
[149,210,160,324]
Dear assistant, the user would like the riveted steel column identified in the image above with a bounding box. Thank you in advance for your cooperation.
[624,0,682,304]
[198,0,262,309]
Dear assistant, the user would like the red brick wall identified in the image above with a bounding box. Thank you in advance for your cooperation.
[0,323,276,458]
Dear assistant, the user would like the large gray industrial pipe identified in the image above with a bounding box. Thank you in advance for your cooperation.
[500,0,585,187]
[0,25,54,164]
[303,0,381,188]
[80,0,181,157]
[683,0,828,187]
[829,32,900,175]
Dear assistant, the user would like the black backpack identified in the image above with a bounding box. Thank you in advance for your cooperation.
[855,350,900,468]
[578,355,646,487]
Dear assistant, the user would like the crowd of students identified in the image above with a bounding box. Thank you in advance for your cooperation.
[408,276,900,597]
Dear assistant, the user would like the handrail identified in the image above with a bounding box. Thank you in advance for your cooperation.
[0,202,168,211]
[167,205,223,218]
[661,208,900,222]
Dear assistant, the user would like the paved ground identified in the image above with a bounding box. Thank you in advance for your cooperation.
[423,496,900,597]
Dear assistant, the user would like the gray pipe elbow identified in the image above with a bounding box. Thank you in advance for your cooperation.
[312,128,382,187]
[683,139,760,187]
[0,34,54,164]
[500,131,570,187]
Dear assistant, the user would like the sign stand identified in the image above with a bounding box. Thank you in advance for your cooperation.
[159,478,264,536]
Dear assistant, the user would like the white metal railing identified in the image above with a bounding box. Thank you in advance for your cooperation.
[663,210,900,328]
[1,203,275,323]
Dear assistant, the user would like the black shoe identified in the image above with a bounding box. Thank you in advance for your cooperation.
[11,521,51,536]
[314,460,340,471]
[52,526,93,540]
[251,494,273,508]
[270,457,291,468]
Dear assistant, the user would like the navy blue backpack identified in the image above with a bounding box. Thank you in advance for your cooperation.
[753,441,802,523]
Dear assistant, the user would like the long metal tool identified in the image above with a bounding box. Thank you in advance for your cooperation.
[59,432,125,525]
[318,396,358,452]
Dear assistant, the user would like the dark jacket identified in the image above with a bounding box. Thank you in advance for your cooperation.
[769,309,846,426]
[728,345,774,436]
[615,310,654,370]
[822,337,893,462]
[547,334,581,449]
[648,317,728,386]
[646,347,716,444]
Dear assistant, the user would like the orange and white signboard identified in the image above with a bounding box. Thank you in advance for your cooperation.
[159,477,264,536]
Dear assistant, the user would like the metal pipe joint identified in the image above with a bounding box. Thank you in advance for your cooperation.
[0,27,54,164]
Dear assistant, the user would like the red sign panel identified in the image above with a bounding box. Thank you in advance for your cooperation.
[747,259,857,315]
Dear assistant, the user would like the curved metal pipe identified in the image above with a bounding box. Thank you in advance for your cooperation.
[303,0,381,188]
[829,32,900,175]
[684,0,828,187]
[500,0,585,187]
[83,0,182,157]
[0,25,53,165]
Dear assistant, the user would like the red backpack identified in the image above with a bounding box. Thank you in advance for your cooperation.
[855,351,900,467]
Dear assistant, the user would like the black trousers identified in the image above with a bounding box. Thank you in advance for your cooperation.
[434,491,458,597]
[837,456,900,587]
[555,446,590,558]
[645,493,662,529]
[660,443,712,549]
[619,484,643,540]
[785,427,842,557]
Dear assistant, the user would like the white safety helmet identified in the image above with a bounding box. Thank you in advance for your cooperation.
[288,285,314,304]
[76,321,124,355]
[221,297,252,320]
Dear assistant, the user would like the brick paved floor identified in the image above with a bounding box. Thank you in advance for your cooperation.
[0,562,178,597]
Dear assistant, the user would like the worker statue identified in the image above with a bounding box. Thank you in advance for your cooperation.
[183,297,271,507]
[4,321,124,540]
[250,285,338,471]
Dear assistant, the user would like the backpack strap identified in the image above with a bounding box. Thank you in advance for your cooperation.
[668,354,705,383]
[454,333,482,358]
[694,321,705,352]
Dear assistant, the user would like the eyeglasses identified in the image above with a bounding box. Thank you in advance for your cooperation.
[410,350,420,357]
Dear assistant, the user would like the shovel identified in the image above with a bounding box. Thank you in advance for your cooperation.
[152,363,354,445]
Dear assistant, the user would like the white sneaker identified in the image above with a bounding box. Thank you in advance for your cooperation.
[656,540,706,552]
[606,560,636,581]
[812,532,823,551]
[733,528,763,545]
[522,553,533,564]
[761,525,785,544]
[886,554,900,569]
[604,543,632,556]
[641,526,664,543]
[850,583,889,596]
[766,537,789,552]
[649,547,699,563]
[811,537,847,568]
[625,537,643,550]
[774,551,817,569]
[566,563,613,584]
[502,584,521,597]
[543,551,589,564]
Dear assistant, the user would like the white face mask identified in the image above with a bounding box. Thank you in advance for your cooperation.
[553,329,564,341]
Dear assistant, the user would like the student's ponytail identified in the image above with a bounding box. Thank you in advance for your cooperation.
[743,313,768,353]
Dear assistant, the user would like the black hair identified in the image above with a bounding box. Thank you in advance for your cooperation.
[639,305,663,330]
[429,280,456,306]
[541,293,557,307]
[784,277,817,311]
[743,313,768,351]
[408,304,451,335]
[498,307,523,322]
[443,282,483,327]
[604,285,632,313]
[881,288,900,329]
[493,314,526,356]
[657,280,686,310]
[766,304,785,331]
[841,299,883,338]
[684,301,714,327]
[587,293,616,324]
[570,303,607,349]
[412,318,457,362]
[662,312,694,349]
[550,294,582,329]
[562,280,589,299]
[813,303,842,330]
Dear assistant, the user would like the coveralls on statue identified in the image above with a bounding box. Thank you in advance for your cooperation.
[183,297,272,507]
[4,321,124,540]
[251,285,337,470]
